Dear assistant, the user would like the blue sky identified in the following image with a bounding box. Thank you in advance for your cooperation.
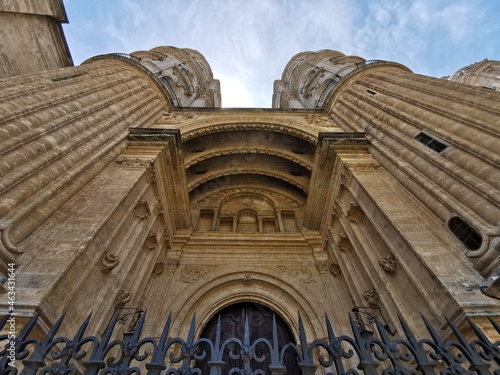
[62,0,500,108]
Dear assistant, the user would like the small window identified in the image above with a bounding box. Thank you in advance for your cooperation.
[414,132,448,153]
[51,73,83,82]
[448,216,482,250]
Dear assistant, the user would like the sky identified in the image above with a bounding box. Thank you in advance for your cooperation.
[62,0,500,108]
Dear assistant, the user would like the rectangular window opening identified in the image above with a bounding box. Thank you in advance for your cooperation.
[51,73,85,82]
[414,132,448,153]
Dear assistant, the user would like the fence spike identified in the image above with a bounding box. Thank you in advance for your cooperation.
[83,310,120,375]
[488,316,500,335]
[244,314,250,347]
[146,311,171,374]
[187,313,196,345]
[421,314,444,347]
[324,314,336,343]
[446,317,492,374]
[349,313,379,375]
[297,312,316,375]
[398,315,436,375]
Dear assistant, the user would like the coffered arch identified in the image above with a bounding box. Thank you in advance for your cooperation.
[182,126,316,233]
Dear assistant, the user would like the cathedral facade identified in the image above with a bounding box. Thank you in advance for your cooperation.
[1,2,500,373]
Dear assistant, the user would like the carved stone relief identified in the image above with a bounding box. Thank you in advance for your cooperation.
[101,252,119,273]
[143,231,158,251]
[277,266,313,283]
[134,200,150,219]
[180,265,217,283]
[154,197,165,215]
[146,164,157,183]
[314,260,341,276]
[304,114,332,125]
[347,202,364,223]
[116,289,133,306]
[337,233,353,253]
[339,166,351,187]
[363,289,379,306]
[378,255,397,274]
[331,199,343,219]
[152,262,164,275]
[162,112,195,124]
[164,258,180,274]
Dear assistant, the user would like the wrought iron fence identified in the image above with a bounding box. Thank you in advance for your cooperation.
[1,311,499,374]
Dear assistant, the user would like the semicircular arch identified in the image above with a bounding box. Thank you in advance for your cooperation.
[168,267,328,342]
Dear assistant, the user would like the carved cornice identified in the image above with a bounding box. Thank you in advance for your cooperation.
[181,123,317,144]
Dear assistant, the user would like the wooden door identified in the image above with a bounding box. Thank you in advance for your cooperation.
[198,302,300,374]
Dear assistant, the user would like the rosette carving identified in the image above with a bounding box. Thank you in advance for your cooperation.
[101,252,119,273]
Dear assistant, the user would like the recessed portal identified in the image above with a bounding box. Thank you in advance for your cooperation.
[197,302,299,374]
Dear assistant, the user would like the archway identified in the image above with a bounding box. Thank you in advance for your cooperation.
[197,302,300,374]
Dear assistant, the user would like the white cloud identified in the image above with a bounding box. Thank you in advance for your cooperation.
[63,0,497,107]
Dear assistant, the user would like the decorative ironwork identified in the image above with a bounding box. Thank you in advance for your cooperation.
[1,310,499,374]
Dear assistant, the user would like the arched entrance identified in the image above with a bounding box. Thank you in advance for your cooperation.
[198,302,300,374]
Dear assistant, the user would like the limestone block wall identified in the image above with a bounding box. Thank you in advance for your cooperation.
[327,64,500,274]
[0,59,167,283]
[14,163,165,335]
[328,163,499,335]
[0,0,72,77]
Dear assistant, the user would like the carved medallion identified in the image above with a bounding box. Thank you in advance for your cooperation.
[347,202,364,223]
[134,200,150,219]
[116,289,132,305]
[143,231,158,251]
[101,252,119,273]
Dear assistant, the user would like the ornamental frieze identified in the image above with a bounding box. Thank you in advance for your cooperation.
[180,265,218,283]
[277,266,313,284]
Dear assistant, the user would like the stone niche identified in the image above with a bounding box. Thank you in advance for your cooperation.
[195,192,300,233]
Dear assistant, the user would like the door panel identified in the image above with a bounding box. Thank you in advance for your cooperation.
[198,302,300,374]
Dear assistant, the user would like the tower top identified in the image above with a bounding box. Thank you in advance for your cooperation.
[272,50,365,109]
[130,46,221,108]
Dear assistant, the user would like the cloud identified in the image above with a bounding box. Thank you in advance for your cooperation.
[63,0,497,107]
